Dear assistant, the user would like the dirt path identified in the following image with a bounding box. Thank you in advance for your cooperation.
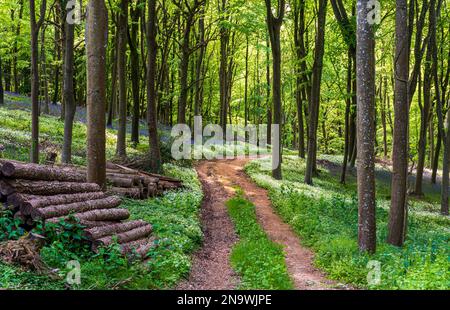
[176,161,239,290]
[178,158,344,290]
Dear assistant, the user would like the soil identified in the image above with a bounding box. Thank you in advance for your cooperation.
[177,158,348,290]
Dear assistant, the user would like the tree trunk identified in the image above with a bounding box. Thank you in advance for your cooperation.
[116,0,129,158]
[62,20,76,164]
[147,0,162,173]
[265,0,285,180]
[86,0,108,189]
[40,26,50,115]
[29,0,47,163]
[356,0,376,254]
[304,0,327,185]
[388,0,410,247]
[129,2,141,145]
[441,108,450,215]
[0,57,4,105]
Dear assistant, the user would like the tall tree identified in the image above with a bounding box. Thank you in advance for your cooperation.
[129,0,143,145]
[388,0,410,247]
[116,0,129,158]
[147,0,162,172]
[265,0,285,180]
[29,0,47,163]
[356,0,376,254]
[62,10,76,164]
[304,0,328,185]
[86,0,108,188]
[0,57,4,105]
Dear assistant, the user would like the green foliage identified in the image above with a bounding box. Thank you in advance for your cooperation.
[0,210,24,241]
[226,193,293,290]
[245,156,450,290]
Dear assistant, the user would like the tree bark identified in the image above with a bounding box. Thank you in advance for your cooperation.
[86,0,108,189]
[356,0,376,254]
[129,2,141,145]
[47,208,130,224]
[21,192,106,215]
[1,161,85,182]
[147,0,162,173]
[29,0,47,163]
[116,0,129,158]
[388,0,410,247]
[2,179,101,196]
[305,0,327,185]
[32,196,122,220]
[93,224,152,248]
[84,220,148,240]
[62,20,76,164]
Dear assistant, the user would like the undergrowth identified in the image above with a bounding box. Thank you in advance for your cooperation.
[245,156,449,290]
[227,191,293,290]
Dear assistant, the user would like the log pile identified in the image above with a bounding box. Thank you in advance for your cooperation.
[0,160,180,258]
[0,160,183,199]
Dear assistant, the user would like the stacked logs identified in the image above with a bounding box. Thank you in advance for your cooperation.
[0,160,179,258]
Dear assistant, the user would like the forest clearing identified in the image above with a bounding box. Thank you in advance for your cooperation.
[0,0,448,302]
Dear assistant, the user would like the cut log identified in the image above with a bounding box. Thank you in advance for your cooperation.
[120,237,156,257]
[0,180,14,196]
[84,220,148,240]
[21,192,107,215]
[4,180,101,196]
[31,196,122,220]
[7,193,40,207]
[106,173,141,185]
[1,161,86,182]
[109,187,142,199]
[108,177,134,188]
[46,208,130,224]
[78,220,120,229]
[93,224,153,248]
[141,176,160,186]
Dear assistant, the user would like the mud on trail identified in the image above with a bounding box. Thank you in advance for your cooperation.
[177,158,346,290]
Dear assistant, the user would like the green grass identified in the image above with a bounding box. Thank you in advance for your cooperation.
[0,106,148,165]
[226,192,293,290]
[245,156,449,290]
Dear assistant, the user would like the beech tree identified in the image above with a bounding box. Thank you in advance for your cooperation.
[29,0,47,163]
[62,9,76,164]
[265,0,285,180]
[116,0,129,158]
[86,0,108,188]
[304,0,327,185]
[356,0,376,254]
[388,0,410,247]
[147,0,162,172]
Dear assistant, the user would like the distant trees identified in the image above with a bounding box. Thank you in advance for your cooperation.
[265,0,285,180]
[356,0,376,253]
[86,0,108,188]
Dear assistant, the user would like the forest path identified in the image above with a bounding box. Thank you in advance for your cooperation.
[178,158,343,290]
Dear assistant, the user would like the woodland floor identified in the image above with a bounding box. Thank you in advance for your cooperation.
[178,158,348,290]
